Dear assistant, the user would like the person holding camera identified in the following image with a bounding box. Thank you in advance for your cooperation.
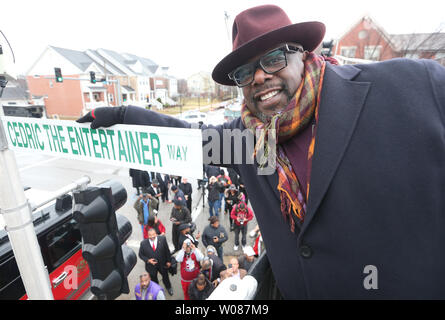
[231,202,254,251]
[202,216,228,258]
[175,239,205,300]
[134,193,159,237]
[219,257,247,282]
[177,223,200,250]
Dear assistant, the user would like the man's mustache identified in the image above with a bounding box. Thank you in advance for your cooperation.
[251,83,286,101]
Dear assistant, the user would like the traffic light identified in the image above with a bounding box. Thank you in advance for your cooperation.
[321,40,334,57]
[89,71,96,84]
[54,67,63,83]
[73,180,136,300]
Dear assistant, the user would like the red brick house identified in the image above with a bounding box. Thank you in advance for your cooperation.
[333,16,445,65]
[26,46,178,118]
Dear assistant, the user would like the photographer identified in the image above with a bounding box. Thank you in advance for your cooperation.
[175,239,204,300]
[178,223,200,250]
[134,193,158,236]
[202,216,228,258]
[230,202,253,251]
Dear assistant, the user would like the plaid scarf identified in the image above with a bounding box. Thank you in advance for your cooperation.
[241,52,326,232]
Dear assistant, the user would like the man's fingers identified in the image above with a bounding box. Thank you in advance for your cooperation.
[76,112,94,123]
[90,120,101,130]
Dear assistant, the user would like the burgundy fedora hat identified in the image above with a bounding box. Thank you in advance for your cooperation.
[212,5,325,86]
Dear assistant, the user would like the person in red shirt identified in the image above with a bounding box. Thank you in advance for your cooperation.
[230,202,254,251]
[175,239,205,300]
[143,215,166,239]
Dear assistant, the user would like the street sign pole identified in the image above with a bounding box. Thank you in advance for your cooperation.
[0,109,54,300]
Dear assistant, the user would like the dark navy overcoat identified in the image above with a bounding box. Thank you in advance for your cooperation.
[123,59,445,299]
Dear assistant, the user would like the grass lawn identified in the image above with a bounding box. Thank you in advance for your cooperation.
[157,98,224,115]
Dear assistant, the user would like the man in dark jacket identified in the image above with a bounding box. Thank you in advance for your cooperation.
[188,272,214,300]
[177,223,200,249]
[129,169,151,195]
[227,168,240,188]
[205,165,221,180]
[179,177,193,212]
[202,216,228,258]
[145,179,162,210]
[151,172,170,203]
[138,229,173,296]
[207,176,221,217]
[170,197,192,252]
[78,4,445,299]
[171,185,185,206]
[201,254,227,287]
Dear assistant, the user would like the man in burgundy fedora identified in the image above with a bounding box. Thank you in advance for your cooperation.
[78,5,445,299]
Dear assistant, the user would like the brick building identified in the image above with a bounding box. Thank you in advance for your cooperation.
[26,46,178,119]
[333,16,445,65]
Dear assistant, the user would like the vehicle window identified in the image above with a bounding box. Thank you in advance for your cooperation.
[200,114,206,118]
[46,219,81,272]
[0,255,20,289]
[0,255,25,299]
[186,115,198,119]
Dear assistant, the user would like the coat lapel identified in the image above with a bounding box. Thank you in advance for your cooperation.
[300,63,371,236]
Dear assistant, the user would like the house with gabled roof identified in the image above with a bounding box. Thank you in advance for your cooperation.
[333,16,445,66]
[26,45,121,119]
[0,77,47,118]
[25,45,178,118]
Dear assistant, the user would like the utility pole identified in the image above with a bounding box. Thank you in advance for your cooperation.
[0,44,54,299]
[0,111,54,300]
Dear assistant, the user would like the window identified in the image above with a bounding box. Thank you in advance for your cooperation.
[358,30,368,40]
[46,219,81,271]
[340,46,357,58]
[0,255,25,300]
[364,46,381,61]
[0,256,20,291]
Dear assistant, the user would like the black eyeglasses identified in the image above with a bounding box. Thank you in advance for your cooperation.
[228,44,303,87]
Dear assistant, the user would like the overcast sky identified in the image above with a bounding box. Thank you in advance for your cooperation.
[1,0,444,79]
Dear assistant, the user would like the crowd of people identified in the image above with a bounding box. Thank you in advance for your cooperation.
[129,166,262,300]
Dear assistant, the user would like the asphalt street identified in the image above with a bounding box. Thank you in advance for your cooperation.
[4,108,258,300]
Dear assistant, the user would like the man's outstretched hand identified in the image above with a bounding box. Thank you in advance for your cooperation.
[76,106,126,129]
